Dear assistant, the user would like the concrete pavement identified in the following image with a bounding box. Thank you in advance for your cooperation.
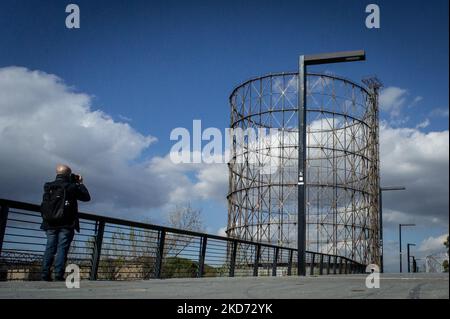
[0,273,448,299]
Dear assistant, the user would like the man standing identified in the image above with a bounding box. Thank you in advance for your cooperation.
[40,164,90,281]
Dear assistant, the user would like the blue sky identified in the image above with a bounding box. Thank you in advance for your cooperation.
[1,0,448,140]
[0,0,448,272]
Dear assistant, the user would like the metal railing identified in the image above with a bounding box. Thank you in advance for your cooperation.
[0,199,366,281]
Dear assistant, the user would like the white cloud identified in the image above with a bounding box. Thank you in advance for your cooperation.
[193,164,228,202]
[0,66,228,220]
[117,114,132,122]
[379,87,408,117]
[149,153,228,205]
[429,107,449,118]
[217,226,227,237]
[415,118,430,129]
[0,66,448,251]
[0,66,163,214]
[383,208,441,226]
[383,209,413,224]
[379,86,424,119]
[410,96,423,107]
[413,96,423,103]
[419,234,448,253]
[380,123,449,226]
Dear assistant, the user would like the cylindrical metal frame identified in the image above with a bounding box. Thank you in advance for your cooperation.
[227,72,380,265]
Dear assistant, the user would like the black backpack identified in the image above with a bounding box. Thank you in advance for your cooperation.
[40,182,70,222]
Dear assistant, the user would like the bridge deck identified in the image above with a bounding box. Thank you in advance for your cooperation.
[0,273,448,299]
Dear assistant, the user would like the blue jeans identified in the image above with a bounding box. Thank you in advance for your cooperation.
[41,228,74,280]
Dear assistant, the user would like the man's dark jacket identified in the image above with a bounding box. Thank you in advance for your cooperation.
[40,174,91,232]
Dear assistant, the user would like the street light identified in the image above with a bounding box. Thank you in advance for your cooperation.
[379,186,406,273]
[399,223,415,273]
[407,243,416,273]
[297,50,366,276]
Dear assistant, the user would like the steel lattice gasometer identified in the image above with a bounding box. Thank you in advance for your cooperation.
[227,72,381,265]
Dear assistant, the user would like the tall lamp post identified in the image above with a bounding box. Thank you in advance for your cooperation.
[407,243,416,273]
[399,223,415,273]
[379,186,406,273]
[297,50,366,276]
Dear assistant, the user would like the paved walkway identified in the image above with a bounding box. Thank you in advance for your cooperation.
[0,273,448,299]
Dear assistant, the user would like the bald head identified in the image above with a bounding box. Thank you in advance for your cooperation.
[56,164,72,176]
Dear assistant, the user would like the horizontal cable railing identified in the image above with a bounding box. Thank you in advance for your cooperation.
[0,199,366,281]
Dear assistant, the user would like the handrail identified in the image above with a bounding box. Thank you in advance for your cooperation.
[0,198,366,280]
[0,198,291,251]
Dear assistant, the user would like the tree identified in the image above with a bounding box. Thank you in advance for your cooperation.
[167,203,204,232]
[161,204,204,277]
[99,230,127,279]
[165,204,204,258]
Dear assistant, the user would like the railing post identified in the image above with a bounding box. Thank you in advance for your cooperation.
[253,244,261,277]
[229,240,237,277]
[345,259,349,274]
[155,230,166,279]
[287,249,293,276]
[333,256,337,274]
[197,236,207,278]
[90,220,105,280]
[319,254,324,275]
[310,253,315,275]
[327,255,331,275]
[339,257,343,274]
[272,247,279,277]
[0,205,9,256]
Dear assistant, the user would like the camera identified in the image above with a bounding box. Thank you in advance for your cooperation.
[70,173,81,183]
